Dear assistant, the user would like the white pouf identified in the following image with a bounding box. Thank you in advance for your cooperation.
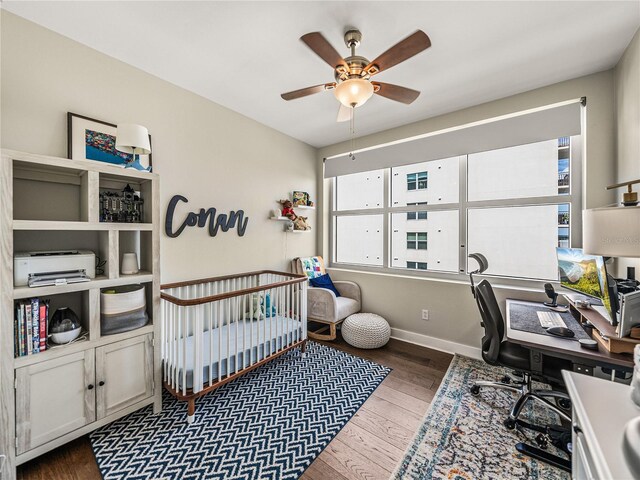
[342,313,391,349]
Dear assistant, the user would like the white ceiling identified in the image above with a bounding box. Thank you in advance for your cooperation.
[3,1,639,148]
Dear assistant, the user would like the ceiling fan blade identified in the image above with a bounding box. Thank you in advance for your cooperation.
[372,82,421,104]
[337,104,352,123]
[301,32,349,70]
[281,83,336,101]
[364,30,431,76]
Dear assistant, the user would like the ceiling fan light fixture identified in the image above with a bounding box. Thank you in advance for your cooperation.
[334,78,374,108]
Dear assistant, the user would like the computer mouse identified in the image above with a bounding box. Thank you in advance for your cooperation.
[546,326,575,338]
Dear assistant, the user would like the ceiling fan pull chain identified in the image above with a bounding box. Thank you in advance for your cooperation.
[349,107,356,161]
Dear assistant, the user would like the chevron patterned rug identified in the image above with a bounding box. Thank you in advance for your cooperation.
[392,355,570,480]
[90,341,390,480]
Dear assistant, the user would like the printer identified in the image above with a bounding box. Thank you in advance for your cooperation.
[14,250,96,287]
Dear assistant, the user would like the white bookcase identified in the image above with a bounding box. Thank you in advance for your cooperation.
[0,149,162,480]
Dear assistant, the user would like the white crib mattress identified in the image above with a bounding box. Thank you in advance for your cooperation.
[172,316,302,390]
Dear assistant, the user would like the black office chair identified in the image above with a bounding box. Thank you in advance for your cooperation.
[468,253,571,429]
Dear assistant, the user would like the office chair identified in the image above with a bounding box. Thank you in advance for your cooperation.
[468,254,571,429]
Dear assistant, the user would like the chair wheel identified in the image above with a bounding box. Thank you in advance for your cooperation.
[470,385,480,395]
[503,418,516,430]
[557,398,572,410]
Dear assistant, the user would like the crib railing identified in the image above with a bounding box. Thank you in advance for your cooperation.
[161,271,307,404]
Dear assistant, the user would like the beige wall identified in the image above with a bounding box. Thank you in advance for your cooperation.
[1,12,317,283]
[318,71,617,349]
[615,27,640,278]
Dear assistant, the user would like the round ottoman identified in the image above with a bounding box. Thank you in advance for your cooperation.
[342,313,390,349]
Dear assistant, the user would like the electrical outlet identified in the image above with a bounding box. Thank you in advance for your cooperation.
[422,309,429,321]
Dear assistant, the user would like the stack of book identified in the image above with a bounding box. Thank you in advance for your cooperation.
[14,298,49,357]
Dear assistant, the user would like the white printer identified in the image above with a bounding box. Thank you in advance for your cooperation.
[14,250,96,287]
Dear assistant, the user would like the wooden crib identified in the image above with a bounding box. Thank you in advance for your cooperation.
[161,270,308,422]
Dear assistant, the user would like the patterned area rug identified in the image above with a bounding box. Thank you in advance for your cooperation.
[393,355,570,480]
[90,342,390,480]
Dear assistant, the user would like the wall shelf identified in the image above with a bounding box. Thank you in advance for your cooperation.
[269,217,290,222]
[13,220,154,231]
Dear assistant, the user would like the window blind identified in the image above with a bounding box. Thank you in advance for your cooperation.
[324,99,583,178]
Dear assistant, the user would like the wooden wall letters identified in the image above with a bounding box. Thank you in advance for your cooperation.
[165,195,249,238]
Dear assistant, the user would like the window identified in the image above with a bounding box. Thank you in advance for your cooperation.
[407,262,428,270]
[407,203,428,220]
[331,136,580,281]
[407,171,428,190]
[407,232,428,250]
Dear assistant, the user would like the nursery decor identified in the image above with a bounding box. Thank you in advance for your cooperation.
[99,184,144,223]
[165,195,248,238]
[293,215,311,231]
[292,191,309,207]
[91,342,390,480]
[279,199,297,220]
[67,112,152,171]
[393,355,569,480]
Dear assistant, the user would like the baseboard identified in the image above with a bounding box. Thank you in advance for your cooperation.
[390,327,482,360]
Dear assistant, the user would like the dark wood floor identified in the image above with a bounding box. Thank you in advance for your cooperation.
[17,335,452,480]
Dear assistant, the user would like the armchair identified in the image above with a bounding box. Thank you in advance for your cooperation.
[291,256,361,341]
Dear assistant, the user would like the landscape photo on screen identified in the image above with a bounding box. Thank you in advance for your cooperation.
[557,247,611,314]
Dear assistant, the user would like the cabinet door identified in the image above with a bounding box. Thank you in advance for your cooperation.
[95,334,153,419]
[15,350,95,454]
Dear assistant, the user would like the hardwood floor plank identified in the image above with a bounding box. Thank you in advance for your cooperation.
[382,375,435,402]
[360,396,423,432]
[387,367,436,390]
[349,408,416,451]
[335,421,405,472]
[301,457,349,480]
[372,384,430,416]
[318,438,392,480]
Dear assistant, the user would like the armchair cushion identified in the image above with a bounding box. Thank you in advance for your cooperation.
[336,296,360,321]
[309,273,341,297]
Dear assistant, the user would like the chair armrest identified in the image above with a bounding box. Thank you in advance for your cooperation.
[333,281,361,304]
[307,287,338,323]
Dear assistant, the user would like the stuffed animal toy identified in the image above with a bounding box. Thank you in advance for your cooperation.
[279,199,297,220]
[293,216,311,231]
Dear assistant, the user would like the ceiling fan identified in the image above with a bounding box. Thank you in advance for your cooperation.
[281,28,431,122]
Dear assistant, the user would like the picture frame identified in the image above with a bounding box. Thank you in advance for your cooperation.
[67,112,152,171]
[292,191,309,207]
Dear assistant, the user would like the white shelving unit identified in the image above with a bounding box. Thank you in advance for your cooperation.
[0,149,161,479]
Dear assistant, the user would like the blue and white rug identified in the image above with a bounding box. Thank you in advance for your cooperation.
[90,342,390,480]
[392,355,569,480]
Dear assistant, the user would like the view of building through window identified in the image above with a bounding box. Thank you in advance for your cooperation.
[332,136,577,280]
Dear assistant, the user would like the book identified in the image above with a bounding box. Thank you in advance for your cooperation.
[14,304,20,357]
[31,298,40,354]
[25,303,32,355]
[39,302,47,352]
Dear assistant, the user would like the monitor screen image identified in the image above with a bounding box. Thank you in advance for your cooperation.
[556,247,613,322]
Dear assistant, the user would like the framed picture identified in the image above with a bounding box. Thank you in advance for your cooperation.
[67,112,152,171]
[292,191,309,207]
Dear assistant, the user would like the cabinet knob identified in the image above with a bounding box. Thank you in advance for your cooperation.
[87,384,94,390]
[99,381,105,387]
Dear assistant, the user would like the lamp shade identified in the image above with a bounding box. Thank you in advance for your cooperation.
[334,79,374,108]
[583,206,640,257]
[115,124,151,155]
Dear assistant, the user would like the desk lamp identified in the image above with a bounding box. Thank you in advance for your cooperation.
[583,186,640,477]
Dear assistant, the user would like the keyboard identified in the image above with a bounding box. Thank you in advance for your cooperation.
[537,311,567,328]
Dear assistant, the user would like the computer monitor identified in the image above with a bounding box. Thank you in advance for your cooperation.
[556,247,615,324]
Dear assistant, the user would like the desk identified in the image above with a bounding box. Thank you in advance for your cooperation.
[506,299,634,375]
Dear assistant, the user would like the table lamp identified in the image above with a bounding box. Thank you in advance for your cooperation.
[115,124,151,170]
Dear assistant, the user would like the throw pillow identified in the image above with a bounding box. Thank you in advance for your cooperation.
[309,273,341,297]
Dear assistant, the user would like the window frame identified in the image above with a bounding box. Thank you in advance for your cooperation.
[329,135,583,285]
[407,171,428,191]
